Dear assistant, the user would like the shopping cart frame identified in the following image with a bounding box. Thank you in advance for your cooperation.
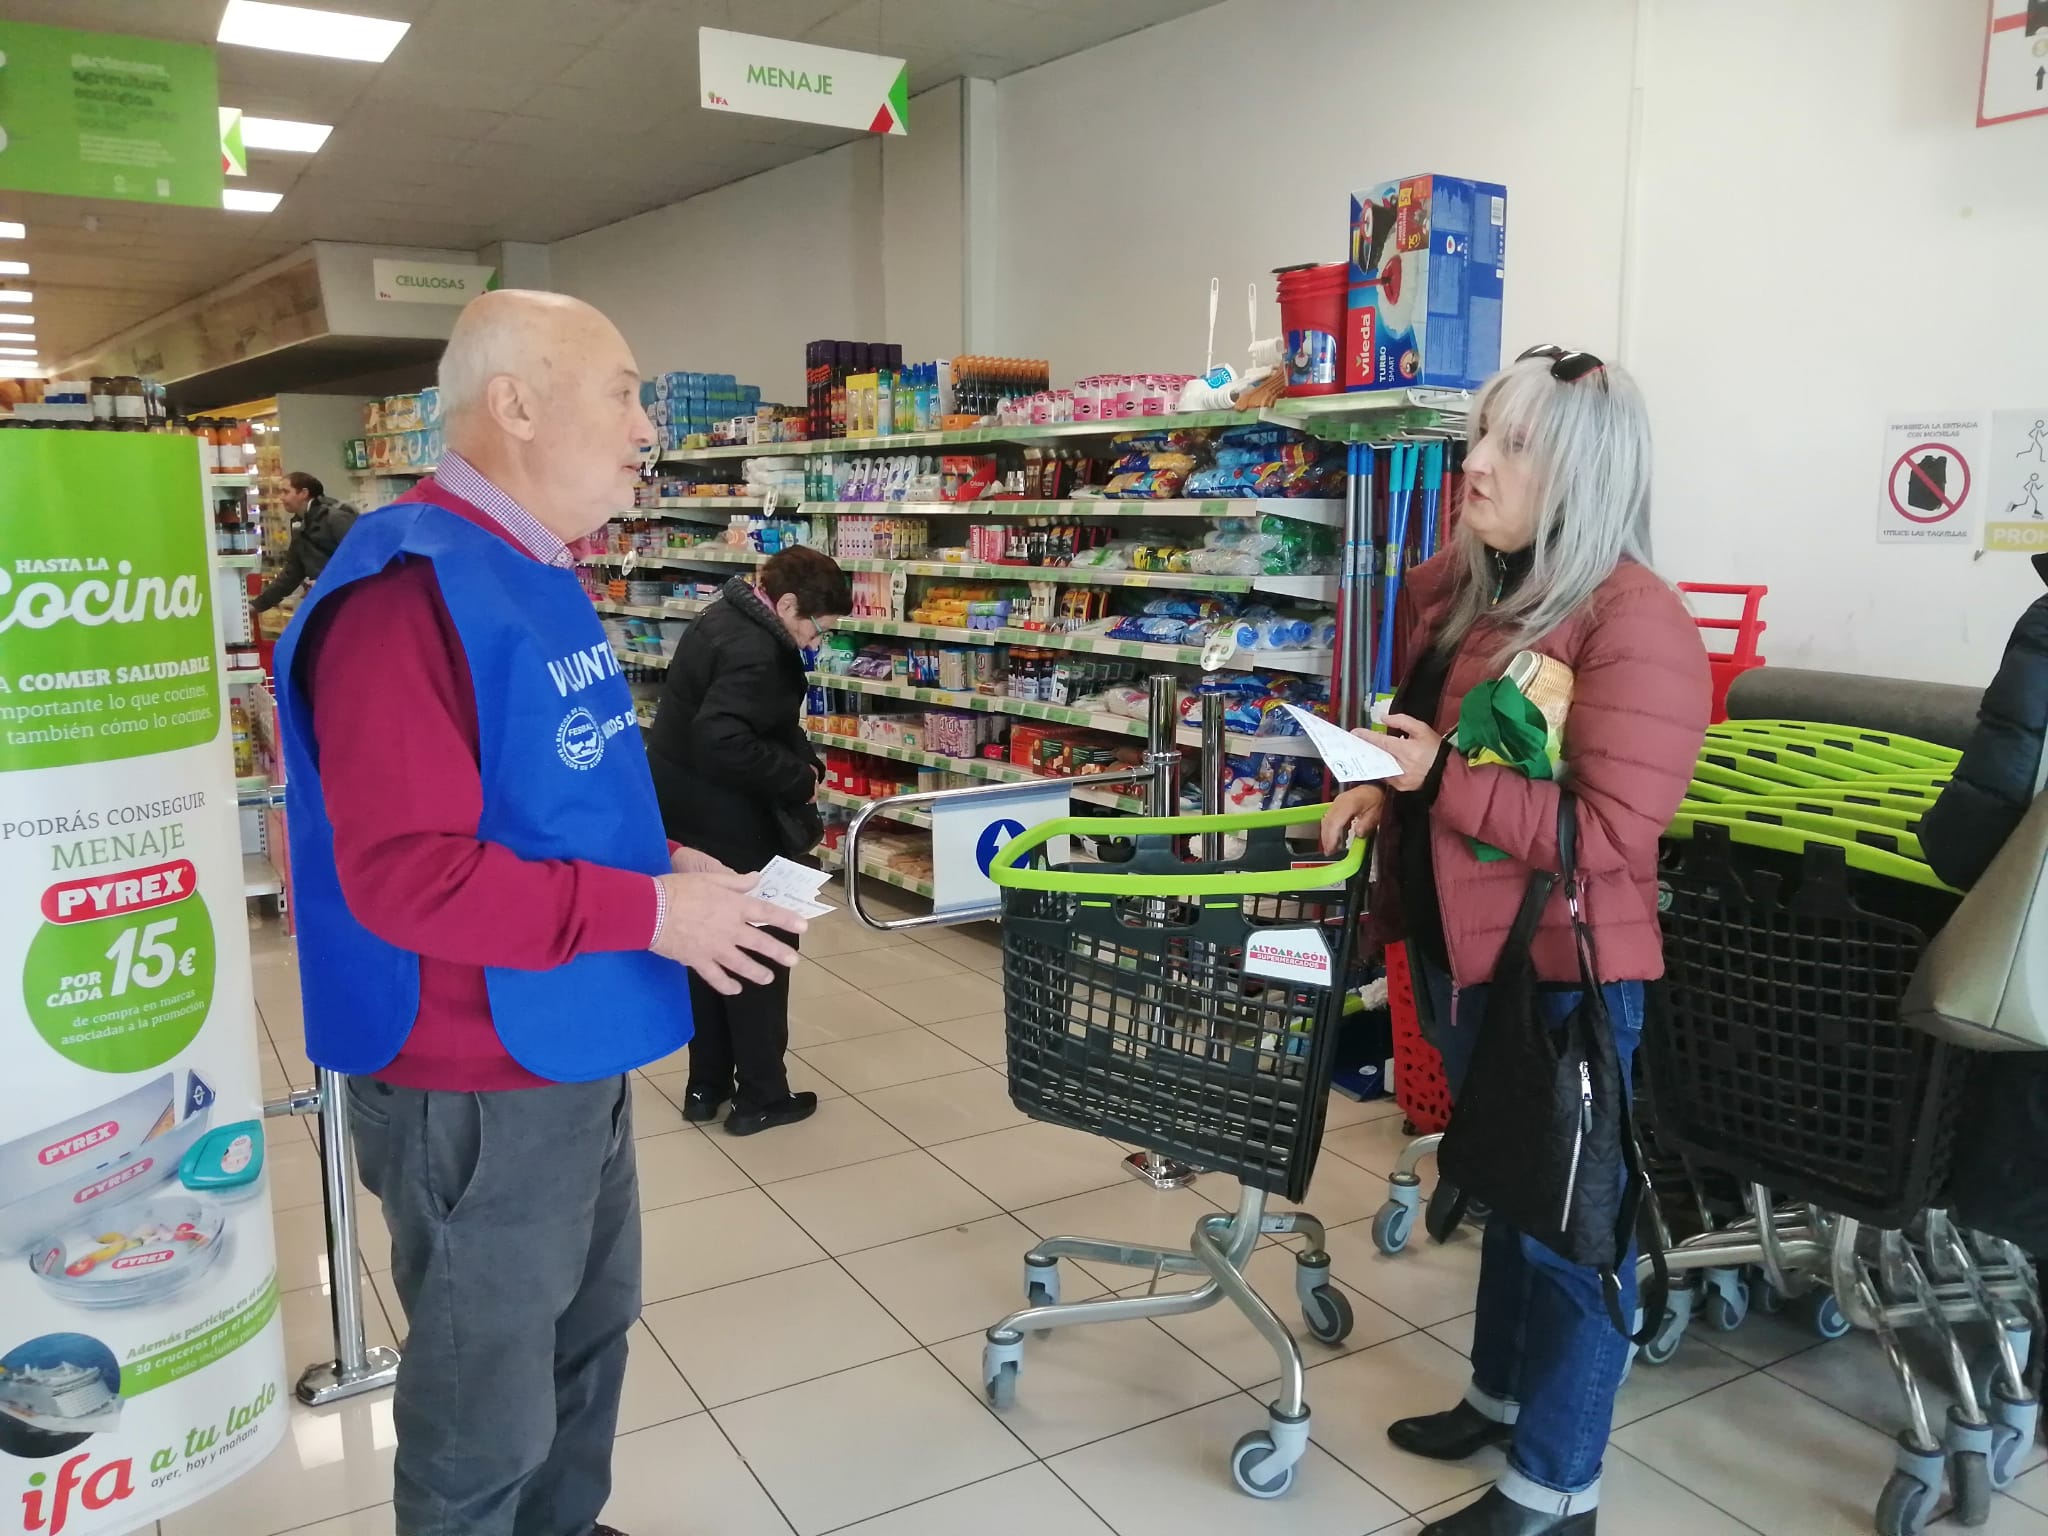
[980,806,1370,1499]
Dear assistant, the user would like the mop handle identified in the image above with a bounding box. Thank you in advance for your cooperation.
[1205,276,1219,377]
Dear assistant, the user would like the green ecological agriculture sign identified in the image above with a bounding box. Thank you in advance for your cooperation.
[0,432,220,772]
[0,19,224,208]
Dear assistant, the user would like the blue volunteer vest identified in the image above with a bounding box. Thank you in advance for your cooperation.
[275,496,692,1082]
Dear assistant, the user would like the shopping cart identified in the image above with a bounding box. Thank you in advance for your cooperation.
[980,806,1369,1499]
[1644,818,2041,1534]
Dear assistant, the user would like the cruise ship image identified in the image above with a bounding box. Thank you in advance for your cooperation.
[0,1359,120,1430]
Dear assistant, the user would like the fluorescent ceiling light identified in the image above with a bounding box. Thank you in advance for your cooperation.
[0,332,33,343]
[217,1,409,63]
[0,223,22,240]
[0,347,38,358]
[0,262,26,276]
[235,115,333,153]
[0,315,32,326]
[0,292,33,304]
[223,188,283,213]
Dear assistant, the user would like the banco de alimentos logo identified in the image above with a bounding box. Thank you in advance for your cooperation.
[556,707,604,770]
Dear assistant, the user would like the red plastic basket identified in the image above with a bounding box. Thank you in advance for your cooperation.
[1385,941,1451,1134]
[1676,583,1768,724]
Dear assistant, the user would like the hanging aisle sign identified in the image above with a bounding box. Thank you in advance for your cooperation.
[0,433,287,1535]
[0,21,223,208]
[1979,0,2048,127]
[698,27,909,135]
[373,259,498,304]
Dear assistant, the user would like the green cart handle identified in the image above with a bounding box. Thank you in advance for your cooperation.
[987,804,1369,896]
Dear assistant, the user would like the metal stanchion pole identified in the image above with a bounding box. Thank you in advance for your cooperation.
[293,1067,401,1405]
[1126,675,1196,1191]
[1199,693,1227,863]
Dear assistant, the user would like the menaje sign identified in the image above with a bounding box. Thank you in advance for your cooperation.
[700,27,909,135]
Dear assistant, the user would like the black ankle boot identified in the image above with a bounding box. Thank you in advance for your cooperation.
[1388,1400,1515,1462]
[1421,1488,1595,1535]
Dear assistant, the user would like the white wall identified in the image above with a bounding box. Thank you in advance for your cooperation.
[1628,0,2048,685]
[551,82,963,403]
[987,0,2046,686]
[989,0,1641,375]
[274,392,371,508]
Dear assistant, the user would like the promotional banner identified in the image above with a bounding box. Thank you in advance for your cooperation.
[0,21,224,209]
[698,27,909,135]
[0,432,287,1534]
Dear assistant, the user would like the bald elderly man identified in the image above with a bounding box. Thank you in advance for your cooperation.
[276,290,802,1536]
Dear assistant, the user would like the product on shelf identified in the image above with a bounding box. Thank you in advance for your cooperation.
[1347,173,1507,390]
[644,370,784,451]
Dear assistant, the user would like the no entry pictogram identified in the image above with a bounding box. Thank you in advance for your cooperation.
[1889,441,1973,525]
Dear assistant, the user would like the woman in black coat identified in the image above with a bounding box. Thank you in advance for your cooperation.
[1920,553,2048,1252]
[647,547,852,1136]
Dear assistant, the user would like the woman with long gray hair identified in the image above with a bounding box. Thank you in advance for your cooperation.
[1320,347,1710,1535]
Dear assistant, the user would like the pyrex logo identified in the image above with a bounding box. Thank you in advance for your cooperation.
[39,1122,118,1166]
[110,1249,172,1271]
[74,1159,152,1203]
[0,562,203,635]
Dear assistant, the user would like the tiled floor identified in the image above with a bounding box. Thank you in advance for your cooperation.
[164,902,2048,1536]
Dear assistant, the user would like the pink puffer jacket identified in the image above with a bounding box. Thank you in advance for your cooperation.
[1374,553,1711,987]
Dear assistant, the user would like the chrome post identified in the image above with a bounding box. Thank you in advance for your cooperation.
[295,1067,401,1405]
[1127,675,1196,1191]
[1199,693,1228,863]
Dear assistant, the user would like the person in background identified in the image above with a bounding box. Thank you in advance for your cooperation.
[646,547,852,1136]
[250,471,359,612]
[275,289,803,1536]
[1320,347,1710,1536]
[1918,557,2048,1269]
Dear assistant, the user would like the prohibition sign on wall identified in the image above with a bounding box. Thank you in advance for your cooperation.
[1889,442,1972,524]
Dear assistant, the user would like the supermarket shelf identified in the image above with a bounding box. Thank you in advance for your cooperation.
[222,664,268,686]
[662,391,1469,464]
[207,472,256,488]
[818,785,932,829]
[582,545,762,570]
[801,497,1345,527]
[663,596,714,617]
[830,615,1332,677]
[354,464,437,477]
[816,841,934,900]
[591,599,667,620]
[215,553,263,569]
[235,774,273,795]
[638,496,763,511]
[805,727,1039,786]
[805,726,1142,813]
[586,543,1333,600]
[614,644,674,669]
[807,671,1319,757]
[243,855,282,899]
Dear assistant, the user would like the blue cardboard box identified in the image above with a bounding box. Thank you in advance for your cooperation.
[1346,174,1506,391]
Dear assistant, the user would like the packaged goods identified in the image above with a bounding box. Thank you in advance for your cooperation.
[1347,173,1507,391]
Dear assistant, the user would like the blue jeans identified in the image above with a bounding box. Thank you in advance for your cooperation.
[1416,966,1646,1512]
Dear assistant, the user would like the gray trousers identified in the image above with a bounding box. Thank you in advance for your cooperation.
[347,1075,640,1536]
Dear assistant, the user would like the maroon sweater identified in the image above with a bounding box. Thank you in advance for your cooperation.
[300,485,661,1090]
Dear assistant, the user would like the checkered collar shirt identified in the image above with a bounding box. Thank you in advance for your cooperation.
[435,450,573,568]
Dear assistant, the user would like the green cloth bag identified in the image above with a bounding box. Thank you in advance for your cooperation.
[1455,679,1555,862]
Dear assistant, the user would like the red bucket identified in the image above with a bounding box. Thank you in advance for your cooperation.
[1275,262,1347,396]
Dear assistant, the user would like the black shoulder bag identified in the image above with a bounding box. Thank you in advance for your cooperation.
[1434,793,1669,1342]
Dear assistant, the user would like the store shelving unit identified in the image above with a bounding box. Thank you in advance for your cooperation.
[584,387,1468,910]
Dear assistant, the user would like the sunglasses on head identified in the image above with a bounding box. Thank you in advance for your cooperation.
[1516,344,1607,387]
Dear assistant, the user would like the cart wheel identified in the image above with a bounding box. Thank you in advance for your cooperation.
[1642,1309,1686,1367]
[1756,1279,1787,1316]
[1875,1470,1935,1536]
[1024,1264,1060,1338]
[1807,1292,1852,1342]
[1949,1450,1991,1527]
[1989,1385,2040,1488]
[984,1360,1018,1411]
[1302,1286,1354,1346]
[1704,1280,1750,1334]
[1230,1431,1295,1499]
[1371,1201,1414,1256]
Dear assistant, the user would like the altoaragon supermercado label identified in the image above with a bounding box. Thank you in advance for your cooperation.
[0,432,287,1535]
